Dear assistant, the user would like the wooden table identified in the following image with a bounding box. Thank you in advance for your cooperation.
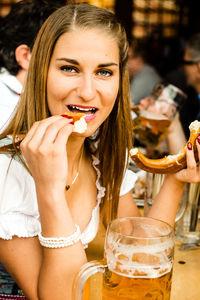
[85,222,200,299]
[171,240,200,300]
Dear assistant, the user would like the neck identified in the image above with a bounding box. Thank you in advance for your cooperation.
[67,137,85,174]
[15,69,26,86]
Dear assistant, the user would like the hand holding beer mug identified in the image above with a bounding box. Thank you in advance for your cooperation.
[73,217,174,299]
[132,82,186,148]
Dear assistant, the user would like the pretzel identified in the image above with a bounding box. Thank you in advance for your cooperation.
[61,112,87,133]
[130,120,200,174]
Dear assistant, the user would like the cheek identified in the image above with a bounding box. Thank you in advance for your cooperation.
[47,75,67,105]
[102,79,119,108]
[103,91,118,112]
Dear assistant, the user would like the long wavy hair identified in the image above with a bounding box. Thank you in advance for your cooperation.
[0,3,133,222]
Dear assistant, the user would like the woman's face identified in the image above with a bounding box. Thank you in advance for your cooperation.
[47,28,120,137]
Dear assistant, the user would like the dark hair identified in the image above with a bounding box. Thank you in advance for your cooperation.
[129,39,151,63]
[187,33,200,61]
[0,0,67,75]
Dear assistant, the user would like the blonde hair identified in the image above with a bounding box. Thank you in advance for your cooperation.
[0,3,133,221]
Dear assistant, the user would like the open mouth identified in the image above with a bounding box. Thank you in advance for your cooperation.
[67,105,98,115]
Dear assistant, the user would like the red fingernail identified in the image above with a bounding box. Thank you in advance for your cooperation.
[197,135,200,144]
[70,121,74,125]
[61,114,73,120]
[187,142,192,150]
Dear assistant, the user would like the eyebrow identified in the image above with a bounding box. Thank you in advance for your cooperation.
[56,58,118,67]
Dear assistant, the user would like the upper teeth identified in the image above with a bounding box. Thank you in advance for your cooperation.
[70,106,96,112]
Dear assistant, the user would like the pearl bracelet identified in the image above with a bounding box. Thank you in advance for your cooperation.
[38,224,81,248]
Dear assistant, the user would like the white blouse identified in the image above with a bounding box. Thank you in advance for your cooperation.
[0,140,137,247]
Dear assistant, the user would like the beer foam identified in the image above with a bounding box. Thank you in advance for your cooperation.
[106,239,173,279]
[108,261,172,279]
[140,110,168,120]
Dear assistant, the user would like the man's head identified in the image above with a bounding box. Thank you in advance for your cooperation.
[0,0,67,80]
[127,40,147,78]
[183,33,200,92]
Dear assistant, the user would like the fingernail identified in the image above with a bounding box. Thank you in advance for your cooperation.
[187,142,192,150]
[61,114,73,120]
[70,121,74,125]
[197,135,200,144]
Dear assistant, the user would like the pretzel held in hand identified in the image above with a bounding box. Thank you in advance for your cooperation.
[61,112,87,133]
[130,120,200,174]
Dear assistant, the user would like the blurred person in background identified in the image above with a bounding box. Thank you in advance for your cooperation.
[167,34,200,138]
[0,0,67,133]
[182,33,200,122]
[128,39,161,105]
[183,33,200,99]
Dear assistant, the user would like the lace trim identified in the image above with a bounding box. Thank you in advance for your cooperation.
[91,155,106,206]
[0,213,41,240]
[80,155,105,248]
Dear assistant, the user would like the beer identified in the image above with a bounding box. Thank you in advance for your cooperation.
[103,266,172,300]
[103,237,173,300]
[133,110,172,147]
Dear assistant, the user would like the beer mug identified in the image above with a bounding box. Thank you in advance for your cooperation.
[73,217,174,299]
[132,82,186,148]
[144,173,188,223]
[175,182,200,243]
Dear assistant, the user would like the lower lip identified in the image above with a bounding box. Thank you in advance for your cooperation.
[85,112,97,122]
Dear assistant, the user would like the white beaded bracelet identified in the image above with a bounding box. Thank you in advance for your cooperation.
[38,224,81,248]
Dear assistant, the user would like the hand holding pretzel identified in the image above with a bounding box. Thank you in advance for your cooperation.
[130,120,200,175]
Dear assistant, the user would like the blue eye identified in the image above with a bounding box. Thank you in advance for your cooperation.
[60,65,78,73]
[97,69,113,77]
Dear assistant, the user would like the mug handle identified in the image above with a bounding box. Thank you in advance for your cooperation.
[72,260,106,300]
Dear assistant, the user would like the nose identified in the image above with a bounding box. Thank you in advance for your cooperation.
[76,74,96,101]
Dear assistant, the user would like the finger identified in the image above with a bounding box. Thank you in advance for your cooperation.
[21,121,40,143]
[185,143,197,169]
[25,116,71,146]
[22,116,59,143]
[196,135,200,162]
[40,118,74,147]
[53,123,74,147]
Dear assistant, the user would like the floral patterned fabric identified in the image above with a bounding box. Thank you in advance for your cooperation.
[0,296,27,299]
[0,263,21,296]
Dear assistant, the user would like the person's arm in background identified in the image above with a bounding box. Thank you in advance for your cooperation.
[166,112,187,154]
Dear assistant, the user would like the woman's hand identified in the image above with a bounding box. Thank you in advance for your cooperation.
[174,139,200,183]
[20,116,73,190]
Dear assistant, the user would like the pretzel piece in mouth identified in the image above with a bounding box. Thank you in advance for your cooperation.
[130,120,200,174]
[61,112,87,133]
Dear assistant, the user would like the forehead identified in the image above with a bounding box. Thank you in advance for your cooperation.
[52,28,119,62]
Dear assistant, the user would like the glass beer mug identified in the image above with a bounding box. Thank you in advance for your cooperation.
[132,81,186,148]
[73,217,174,300]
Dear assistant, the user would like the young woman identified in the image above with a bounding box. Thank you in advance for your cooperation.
[0,3,199,299]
